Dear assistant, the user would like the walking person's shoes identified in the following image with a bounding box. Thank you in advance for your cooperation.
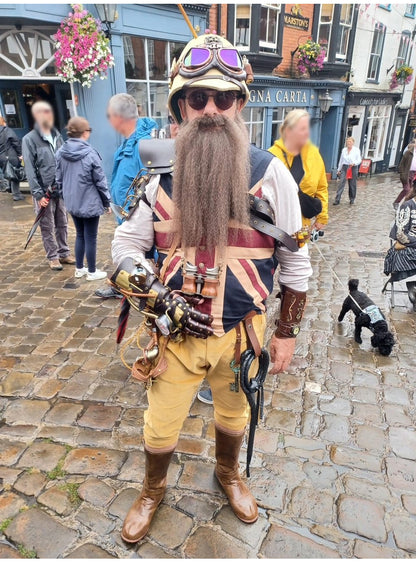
[86,270,107,281]
[49,260,63,271]
[121,448,175,543]
[197,388,214,405]
[350,200,355,205]
[333,201,340,206]
[13,194,25,201]
[60,255,76,265]
[95,286,123,299]
[75,267,88,278]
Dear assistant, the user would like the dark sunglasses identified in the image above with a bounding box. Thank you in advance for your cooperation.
[85,128,92,132]
[185,90,239,111]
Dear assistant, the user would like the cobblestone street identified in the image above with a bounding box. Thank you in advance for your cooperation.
[0,172,415,558]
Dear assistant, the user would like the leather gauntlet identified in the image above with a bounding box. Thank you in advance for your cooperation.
[275,285,306,338]
[111,260,213,339]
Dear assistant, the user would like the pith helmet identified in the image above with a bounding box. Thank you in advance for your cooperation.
[168,34,252,124]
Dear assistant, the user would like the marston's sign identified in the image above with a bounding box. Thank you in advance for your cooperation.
[284,13,310,30]
[249,88,309,104]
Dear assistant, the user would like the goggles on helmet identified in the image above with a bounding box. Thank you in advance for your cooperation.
[179,45,247,81]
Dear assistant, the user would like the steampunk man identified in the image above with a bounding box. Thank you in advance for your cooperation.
[111,34,312,543]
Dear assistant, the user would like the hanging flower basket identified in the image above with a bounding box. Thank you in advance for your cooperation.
[297,40,326,76]
[54,4,114,88]
[390,65,413,90]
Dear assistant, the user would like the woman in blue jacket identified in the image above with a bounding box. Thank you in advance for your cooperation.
[56,117,111,281]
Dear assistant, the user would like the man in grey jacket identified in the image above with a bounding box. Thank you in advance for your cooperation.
[22,101,75,271]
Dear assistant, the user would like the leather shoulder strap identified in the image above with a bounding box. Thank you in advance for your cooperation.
[139,138,175,175]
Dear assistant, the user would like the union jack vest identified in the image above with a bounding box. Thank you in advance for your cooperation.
[153,145,276,336]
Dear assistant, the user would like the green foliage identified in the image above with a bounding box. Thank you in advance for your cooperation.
[60,482,81,507]
[0,518,13,532]
[46,458,66,480]
[17,544,37,558]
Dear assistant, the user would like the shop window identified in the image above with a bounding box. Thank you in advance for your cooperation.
[271,107,296,143]
[317,4,334,55]
[0,89,23,128]
[367,23,386,81]
[405,4,416,18]
[235,4,251,51]
[259,4,280,53]
[336,4,353,61]
[243,106,265,147]
[124,36,186,126]
[397,31,412,67]
[364,105,391,161]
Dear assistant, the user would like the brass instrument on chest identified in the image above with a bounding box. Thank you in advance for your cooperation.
[182,261,220,299]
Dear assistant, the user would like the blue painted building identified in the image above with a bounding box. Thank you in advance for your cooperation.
[0,3,209,175]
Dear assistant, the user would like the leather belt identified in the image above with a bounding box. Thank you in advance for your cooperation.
[249,195,299,253]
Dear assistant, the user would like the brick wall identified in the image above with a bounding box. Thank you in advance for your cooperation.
[208,4,228,36]
[277,4,315,77]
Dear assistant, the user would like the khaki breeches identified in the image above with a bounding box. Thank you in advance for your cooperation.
[143,313,266,450]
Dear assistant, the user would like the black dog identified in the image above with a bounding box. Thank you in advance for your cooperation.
[338,279,395,356]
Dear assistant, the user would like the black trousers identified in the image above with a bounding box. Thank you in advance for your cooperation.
[336,165,358,203]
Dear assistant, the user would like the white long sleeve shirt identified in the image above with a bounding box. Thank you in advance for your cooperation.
[337,146,362,171]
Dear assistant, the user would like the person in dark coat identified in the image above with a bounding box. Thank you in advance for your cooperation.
[394,143,415,209]
[56,117,111,281]
[0,116,25,201]
[22,101,75,271]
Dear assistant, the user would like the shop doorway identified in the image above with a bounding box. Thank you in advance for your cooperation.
[0,81,73,138]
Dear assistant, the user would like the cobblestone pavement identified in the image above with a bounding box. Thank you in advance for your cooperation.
[0,173,415,559]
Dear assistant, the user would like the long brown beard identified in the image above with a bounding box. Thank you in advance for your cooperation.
[173,113,250,250]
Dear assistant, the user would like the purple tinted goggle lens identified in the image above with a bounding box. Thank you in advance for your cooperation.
[218,49,243,69]
[183,48,211,67]
[183,47,243,70]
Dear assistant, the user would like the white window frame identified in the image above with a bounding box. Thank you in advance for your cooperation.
[243,107,265,148]
[0,27,57,78]
[397,31,412,68]
[235,4,251,52]
[364,105,392,161]
[336,4,353,61]
[317,4,334,60]
[259,4,281,52]
[367,22,386,81]
[405,4,416,18]
[125,36,183,123]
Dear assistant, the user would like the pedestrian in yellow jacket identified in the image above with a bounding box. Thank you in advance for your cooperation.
[268,109,328,230]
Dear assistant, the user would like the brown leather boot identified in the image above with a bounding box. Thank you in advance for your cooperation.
[121,447,174,543]
[214,426,258,524]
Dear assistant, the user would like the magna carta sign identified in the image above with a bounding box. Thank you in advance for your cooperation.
[249,88,309,105]
[284,5,310,30]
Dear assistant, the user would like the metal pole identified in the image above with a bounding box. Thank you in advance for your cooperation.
[177,4,198,39]
[70,82,78,117]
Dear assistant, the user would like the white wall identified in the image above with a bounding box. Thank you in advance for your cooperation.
[351,4,416,107]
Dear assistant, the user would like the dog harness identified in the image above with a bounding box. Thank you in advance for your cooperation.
[363,304,384,325]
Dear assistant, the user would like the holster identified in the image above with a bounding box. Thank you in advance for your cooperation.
[275,285,307,338]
